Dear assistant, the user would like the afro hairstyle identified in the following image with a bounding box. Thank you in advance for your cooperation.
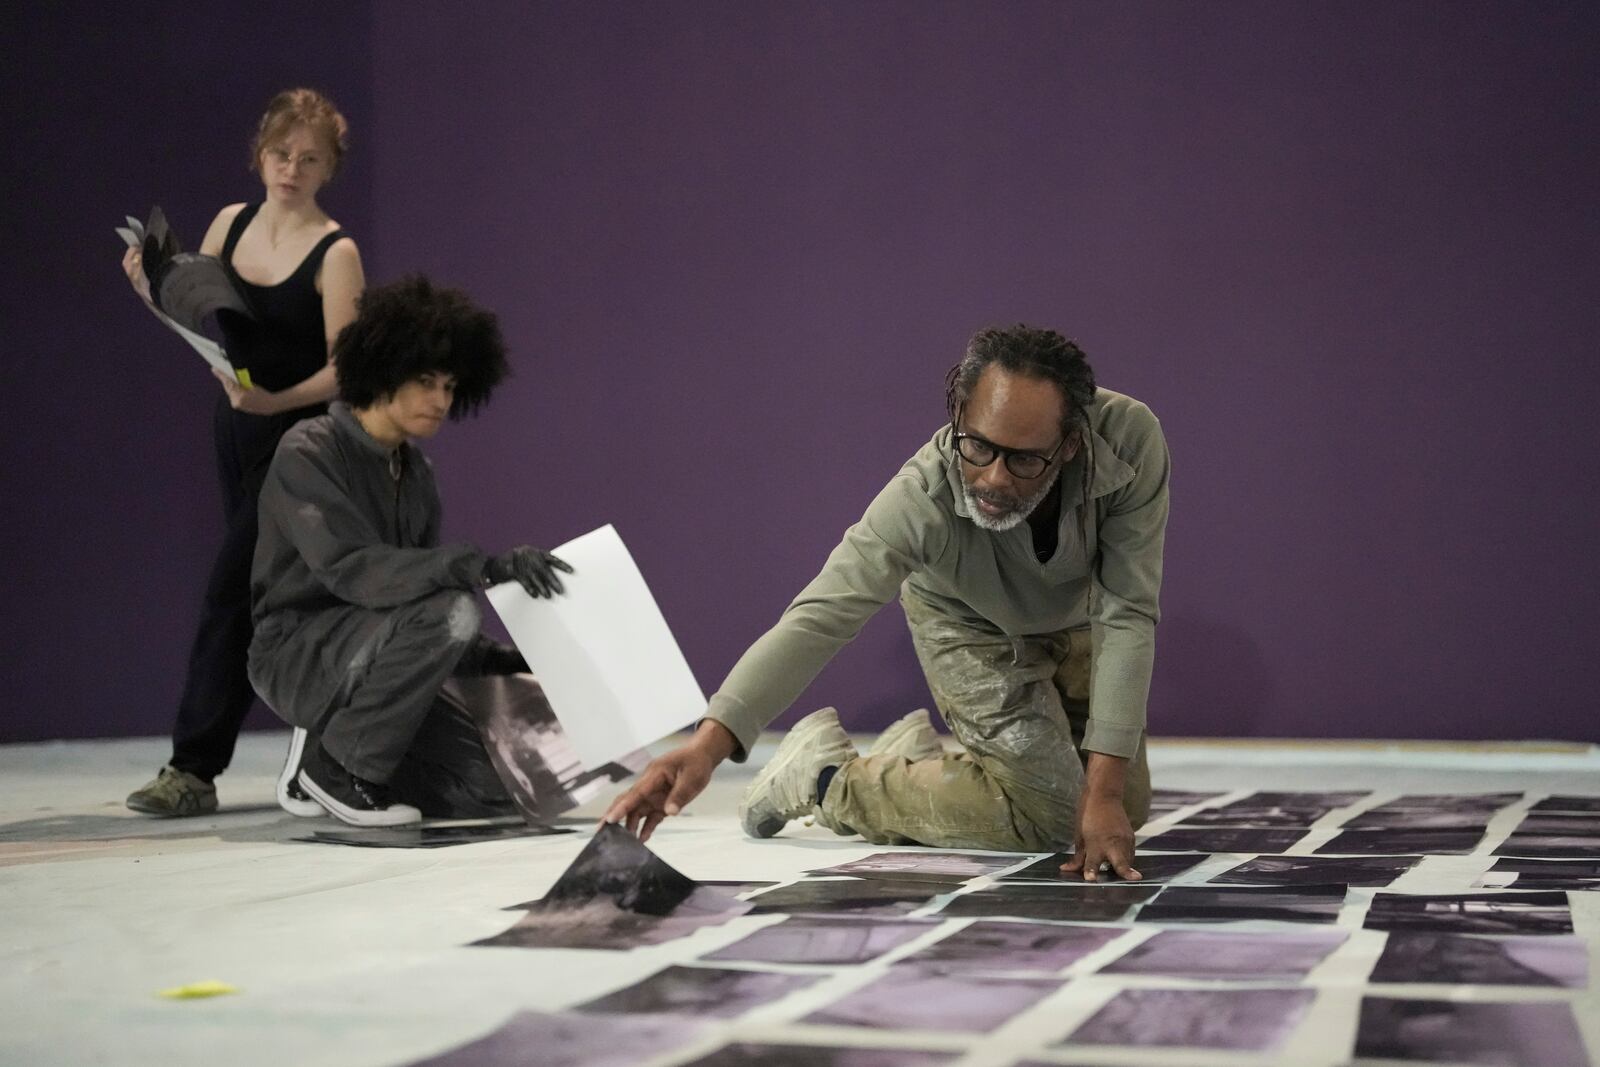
[334,274,508,417]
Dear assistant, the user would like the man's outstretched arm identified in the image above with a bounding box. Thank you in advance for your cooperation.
[602,720,739,841]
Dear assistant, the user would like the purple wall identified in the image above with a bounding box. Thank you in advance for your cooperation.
[4,2,1596,745]
[1,2,374,742]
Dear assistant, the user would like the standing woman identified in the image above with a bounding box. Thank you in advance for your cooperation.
[123,88,365,815]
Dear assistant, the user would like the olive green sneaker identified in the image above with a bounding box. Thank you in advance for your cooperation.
[870,707,945,762]
[126,765,218,817]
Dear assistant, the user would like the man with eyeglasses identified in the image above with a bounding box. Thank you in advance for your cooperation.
[606,325,1168,878]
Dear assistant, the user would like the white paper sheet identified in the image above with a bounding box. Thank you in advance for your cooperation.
[486,525,704,766]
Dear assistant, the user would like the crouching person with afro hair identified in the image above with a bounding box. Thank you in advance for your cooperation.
[247,276,571,826]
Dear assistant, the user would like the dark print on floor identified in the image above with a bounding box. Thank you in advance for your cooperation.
[1062,988,1314,1052]
[1531,794,1600,813]
[1209,854,1420,887]
[1368,932,1589,988]
[1354,996,1589,1067]
[895,920,1128,974]
[475,823,749,950]
[1097,928,1347,981]
[745,877,943,915]
[996,851,1209,884]
[1478,856,1600,892]
[1363,892,1573,936]
[403,1009,704,1067]
[1138,826,1308,854]
[806,850,1024,883]
[677,1044,958,1067]
[803,967,1060,1032]
[1316,828,1485,855]
[1338,810,1492,830]
[574,964,822,1018]
[1365,793,1522,812]
[700,915,937,965]
[936,883,1159,923]
[1135,884,1346,925]
[300,820,571,848]
[1494,834,1600,859]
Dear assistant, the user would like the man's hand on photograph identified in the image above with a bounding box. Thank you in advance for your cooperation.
[602,720,737,842]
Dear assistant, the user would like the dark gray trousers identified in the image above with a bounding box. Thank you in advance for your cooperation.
[249,589,484,783]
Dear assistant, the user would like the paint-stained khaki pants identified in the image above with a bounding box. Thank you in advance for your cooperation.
[818,590,1151,851]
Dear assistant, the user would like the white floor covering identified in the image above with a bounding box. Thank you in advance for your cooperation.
[2,733,1597,1067]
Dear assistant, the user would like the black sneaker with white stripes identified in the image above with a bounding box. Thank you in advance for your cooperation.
[297,740,421,827]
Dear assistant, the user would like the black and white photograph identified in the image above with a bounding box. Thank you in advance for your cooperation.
[1494,834,1600,859]
[1363,892,1574,936]
[997,851,1209,884]
[574,964,822,1018]
[1097,928,1347,980]
[678,1043,958,1067]
[1338,810,1493,830]
[1531,795,1600,813]
[1368,932,1589,988]
[1478,857,1600,892]
[1138,826,1309,854]
[1209,854,1420,887]
[936,883,1159,923]
[474,824,750,950]
[1365,793,1522,811]
[896,920,1128,973]
[807,850,1022,883]
[1148,789,1228,811]
[1234,791,1370,807]
[1135,884,1345,925]
[1316,828,1485,855]
[700,915,937,966]
[803,968,1060,1032]
[746,878,943,915]
[446,674,648,823]
[1354,996,1590,1067]
[300,821,571,849]
[1062,988,1315,1052]
[403,1009,705,1067]
[1514,814,1600,837]
[1181,806,1337,827]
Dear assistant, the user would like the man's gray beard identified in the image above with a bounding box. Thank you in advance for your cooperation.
[959,466,1061,532]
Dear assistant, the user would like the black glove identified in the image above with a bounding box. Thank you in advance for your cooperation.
[483,546,574,599]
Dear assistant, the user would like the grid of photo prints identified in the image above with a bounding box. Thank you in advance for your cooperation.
[413,788,1599,1067]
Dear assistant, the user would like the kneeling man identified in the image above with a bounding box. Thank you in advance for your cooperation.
[608,326,1168,878]
[249,276,571,826]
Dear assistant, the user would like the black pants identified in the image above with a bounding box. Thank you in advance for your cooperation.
[169,398,322,781]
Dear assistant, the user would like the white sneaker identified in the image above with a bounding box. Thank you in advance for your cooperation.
[276,728,327,818]
[739,706,859,839]
[870,707,945,762]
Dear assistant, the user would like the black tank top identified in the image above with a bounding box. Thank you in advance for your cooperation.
[217,203,349,393]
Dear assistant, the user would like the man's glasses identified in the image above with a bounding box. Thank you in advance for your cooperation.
[952,429,1068,480]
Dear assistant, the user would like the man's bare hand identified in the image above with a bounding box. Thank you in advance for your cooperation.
[601,720,736,842]
[1059,751,1140,882]
[1061,793,1141,882]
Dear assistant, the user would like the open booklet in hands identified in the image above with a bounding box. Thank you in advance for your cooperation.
[117,206,255,385]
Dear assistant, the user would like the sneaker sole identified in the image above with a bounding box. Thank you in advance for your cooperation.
[125,796,217,817]
[276,729,326,818]
[297,770,421,828]
[738,710,855,839]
